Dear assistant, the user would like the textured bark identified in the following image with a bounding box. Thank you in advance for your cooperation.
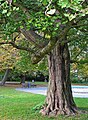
[40,43,77,116]
[0,69,10,86]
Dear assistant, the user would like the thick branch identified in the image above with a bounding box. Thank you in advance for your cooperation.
[20,29,45,48]
[0,41,35,53]
[32,39,57,64]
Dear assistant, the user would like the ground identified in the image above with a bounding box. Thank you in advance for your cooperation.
[0,83,88,120]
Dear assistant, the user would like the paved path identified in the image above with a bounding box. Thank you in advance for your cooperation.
[16,85,88,98]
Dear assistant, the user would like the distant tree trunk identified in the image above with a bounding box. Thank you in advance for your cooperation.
[40,43,77,116]
[20,74,26,84]
[0,69,10,86]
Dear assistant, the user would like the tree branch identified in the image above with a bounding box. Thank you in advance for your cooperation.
[72,23,88,28]
[20,28,45,48]
[0,41,35,53]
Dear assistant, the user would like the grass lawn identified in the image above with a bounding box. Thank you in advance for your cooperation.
[33,81,48,87]
[0,87,88,120]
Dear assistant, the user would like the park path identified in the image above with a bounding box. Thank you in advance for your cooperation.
[16,85,88,98]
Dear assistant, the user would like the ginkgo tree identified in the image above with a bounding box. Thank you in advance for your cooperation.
[0,0,88,116]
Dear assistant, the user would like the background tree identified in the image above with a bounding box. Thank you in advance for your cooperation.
[0,0,88,116]
[15,49,48,83]
[68,23,88,83]
[0,44,19,85]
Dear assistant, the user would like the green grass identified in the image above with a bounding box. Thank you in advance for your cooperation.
[0,87,88,120]
[33,81,48,86]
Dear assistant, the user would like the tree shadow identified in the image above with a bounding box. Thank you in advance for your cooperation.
[78,107,88,114]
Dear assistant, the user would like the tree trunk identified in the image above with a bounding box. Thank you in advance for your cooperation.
[20,74,26,84]
[0,69,10,86]
[40,43,77,116]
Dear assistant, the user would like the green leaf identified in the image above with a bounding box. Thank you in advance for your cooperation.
[42,0,47,5]
[7,12,11,16]
[2,9,7,14]
[58,0,69,8]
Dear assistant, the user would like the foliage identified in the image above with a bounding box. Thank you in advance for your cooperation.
[0,0,87,38]
[0,0,87,58]
[0,44,19,71]
[6,69,47,82]
[16,50,48,74]
[70,62,88,83]
[78,63,88,81]
[68,21,88,82]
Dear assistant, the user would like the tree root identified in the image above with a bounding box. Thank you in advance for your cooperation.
[40,106,78,116]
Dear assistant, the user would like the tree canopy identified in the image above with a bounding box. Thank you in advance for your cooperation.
[0,0,88,63]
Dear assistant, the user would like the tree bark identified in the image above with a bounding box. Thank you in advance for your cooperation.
[40,43,77,116]
[0,69,10,86]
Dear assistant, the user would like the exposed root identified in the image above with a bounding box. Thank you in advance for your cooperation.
[40,106,78,116]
